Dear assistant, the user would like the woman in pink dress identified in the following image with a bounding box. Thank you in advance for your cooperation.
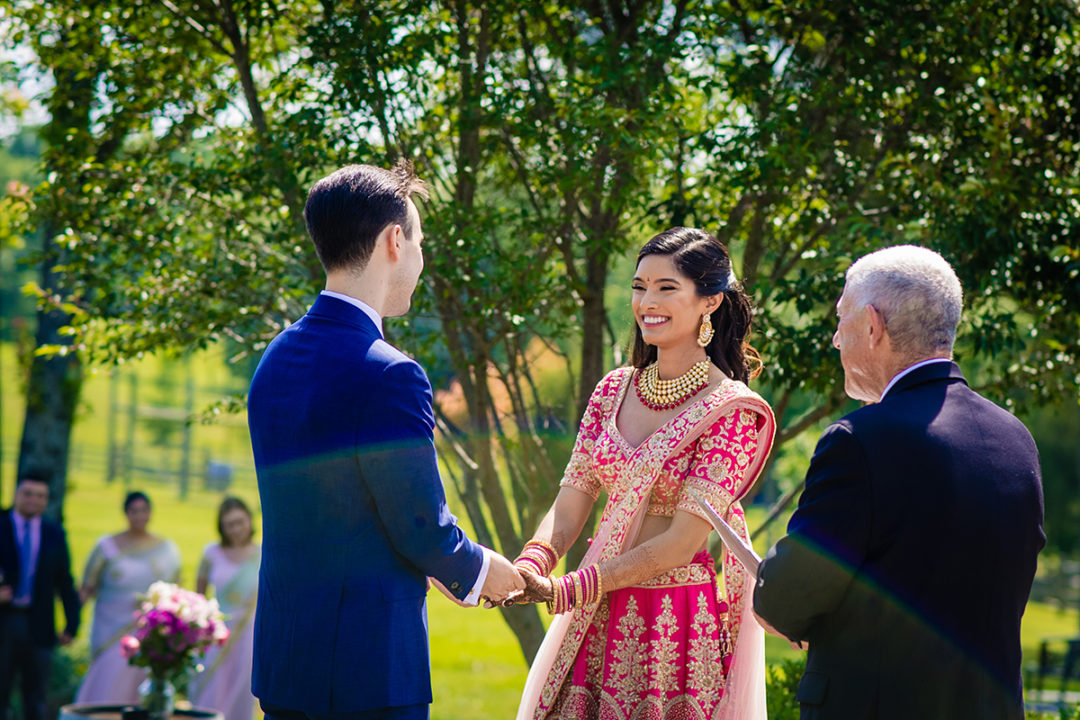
[513,227,775,720]
[76,491,181,704]
[189,497,259,720]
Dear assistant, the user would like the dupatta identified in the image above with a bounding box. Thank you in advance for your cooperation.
[516,369,776,720]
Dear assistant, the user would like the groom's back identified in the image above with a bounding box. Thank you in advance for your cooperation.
[247,301,436,713]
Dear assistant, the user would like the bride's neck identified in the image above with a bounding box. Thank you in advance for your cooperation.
[654,345,709,380]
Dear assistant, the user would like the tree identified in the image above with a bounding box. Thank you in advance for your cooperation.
[662,0,1080,529]
[4,0,1079,658]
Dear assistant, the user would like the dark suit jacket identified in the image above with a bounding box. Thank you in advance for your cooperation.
[754,362,1045,720]
[248,294,485,714]
[0,508,81,648]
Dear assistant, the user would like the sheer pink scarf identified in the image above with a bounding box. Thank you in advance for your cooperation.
[516,372,775,720]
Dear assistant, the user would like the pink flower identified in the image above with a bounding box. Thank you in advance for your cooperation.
[214,624,230,646]
[120,635,141,659]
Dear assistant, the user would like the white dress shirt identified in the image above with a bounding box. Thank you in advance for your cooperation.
[880,358,952,401]
[11,511,41,606]
[318,290,490,604]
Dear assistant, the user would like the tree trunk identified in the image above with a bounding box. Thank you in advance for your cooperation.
[17,228,81,523]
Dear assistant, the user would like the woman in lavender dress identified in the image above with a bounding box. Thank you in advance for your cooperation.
[189,497,260,720]
[76,491,181,703]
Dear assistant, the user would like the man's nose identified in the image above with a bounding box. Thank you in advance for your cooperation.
[832,330,840,349]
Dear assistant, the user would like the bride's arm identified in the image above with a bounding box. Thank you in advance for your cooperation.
[593,509,711,589]
[526,486,596,561]
[520,509,710,604]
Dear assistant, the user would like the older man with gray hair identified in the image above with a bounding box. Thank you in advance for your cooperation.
[753,245,1045,720]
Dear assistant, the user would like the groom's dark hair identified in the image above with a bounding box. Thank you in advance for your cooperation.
[304,159,429,272]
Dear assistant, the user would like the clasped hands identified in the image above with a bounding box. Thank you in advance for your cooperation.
[477,552,552,609]
[485,567,553,609]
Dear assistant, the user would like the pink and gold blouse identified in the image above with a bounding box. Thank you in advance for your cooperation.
[560,367,764,521]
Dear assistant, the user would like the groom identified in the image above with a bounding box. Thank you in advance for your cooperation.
[754,245,1044,719]
[248,161,524,720]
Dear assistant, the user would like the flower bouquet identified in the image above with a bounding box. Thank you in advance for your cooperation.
[120,581,229,719]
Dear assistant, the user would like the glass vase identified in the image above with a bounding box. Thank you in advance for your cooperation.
[138,674,176,720]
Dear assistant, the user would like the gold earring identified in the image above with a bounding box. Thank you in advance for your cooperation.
[697,312,714,347]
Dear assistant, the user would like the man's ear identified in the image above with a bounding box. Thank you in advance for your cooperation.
[378,223,404,262]
[866,304,887,349]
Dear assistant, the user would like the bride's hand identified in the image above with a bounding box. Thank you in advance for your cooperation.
[503,568,554,606]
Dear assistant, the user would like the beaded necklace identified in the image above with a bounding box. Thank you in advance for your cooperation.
[633,359,711,411]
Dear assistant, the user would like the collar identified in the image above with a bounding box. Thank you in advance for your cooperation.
[316,291,383,337]
[880,358,958,400]
[12,511,40,528]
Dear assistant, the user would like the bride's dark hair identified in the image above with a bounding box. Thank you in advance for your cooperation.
[629,227,763,384]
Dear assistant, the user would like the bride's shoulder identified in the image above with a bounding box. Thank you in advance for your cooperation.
[602,366,634,387]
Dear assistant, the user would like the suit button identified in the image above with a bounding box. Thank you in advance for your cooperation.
[450,582,461,592]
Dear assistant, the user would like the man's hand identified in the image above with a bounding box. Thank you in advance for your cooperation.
[479,552,526,607]
[753,608,807,650]
[0,585,12,604]
[58,632,74,646]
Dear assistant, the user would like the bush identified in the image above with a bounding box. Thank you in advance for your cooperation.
[8,640,87,720]
[1027,706,1080,719]
[766,657,806,720]
[767,657,1080,720]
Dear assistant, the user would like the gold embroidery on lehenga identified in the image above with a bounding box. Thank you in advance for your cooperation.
[649,595,680,695]
[584,600,611,684]
[609,595,649,710]
[687,591,725,710]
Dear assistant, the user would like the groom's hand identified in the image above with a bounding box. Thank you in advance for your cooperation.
[480,552,526,607]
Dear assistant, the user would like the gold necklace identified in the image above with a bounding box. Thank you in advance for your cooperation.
[634,360,711,411]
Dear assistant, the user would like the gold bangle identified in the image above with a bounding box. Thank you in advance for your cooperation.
[526,540,558,574]
[526,539,558,559]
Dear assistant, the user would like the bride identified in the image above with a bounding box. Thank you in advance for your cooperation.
[510,227,775,720]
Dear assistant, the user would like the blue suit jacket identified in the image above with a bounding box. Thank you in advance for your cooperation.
[248,295,485,713]
[754,362,1045,720]
[0,508,81,647]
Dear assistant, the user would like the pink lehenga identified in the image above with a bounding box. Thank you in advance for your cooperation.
[517,367,775,720]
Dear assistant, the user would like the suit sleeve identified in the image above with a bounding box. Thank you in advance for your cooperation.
[54,526,81,637]
[359,359,484,600]
[753,421,872,641]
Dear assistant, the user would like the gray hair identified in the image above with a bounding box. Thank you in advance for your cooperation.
[845,245,963,356]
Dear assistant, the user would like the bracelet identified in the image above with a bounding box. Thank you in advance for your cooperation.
[514,539,559,577]
[545,565,604,615]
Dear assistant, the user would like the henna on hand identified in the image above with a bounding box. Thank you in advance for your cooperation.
[510,568,554,605]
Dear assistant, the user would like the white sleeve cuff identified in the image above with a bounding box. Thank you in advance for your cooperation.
[462,547,493,607]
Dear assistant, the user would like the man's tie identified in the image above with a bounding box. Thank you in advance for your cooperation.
[16,519,33,604]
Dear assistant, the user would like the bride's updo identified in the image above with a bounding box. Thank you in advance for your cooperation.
[630,227,763,384]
